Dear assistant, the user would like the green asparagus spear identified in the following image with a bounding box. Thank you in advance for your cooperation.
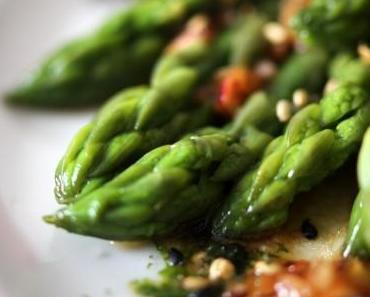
[329,53,370,94]
[229,13,267,66]
[46,133,234,240]
[231,47,329,135]
[292,0,370,50]
[249,0,279,20]
[213,84,370,239]
[230,47,329,135]
[44,105,274,240]
[45,54,332,240]
[6,0,217,107]
[54,15,230,204]
[54,12,272,204]
[269,48,329,100]
[344,128,370,258]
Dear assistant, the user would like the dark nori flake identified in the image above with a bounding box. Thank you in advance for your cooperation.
[301,219,318,240]
[187,284,224,297]
[168,247,184,266]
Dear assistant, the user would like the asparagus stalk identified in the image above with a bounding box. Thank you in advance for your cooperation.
[269,48,329,100]
[292,0,370,50]
[6,0,217,107]
[229,13,267,66]
[44,98,274,240]
[45,49,333,239]
[54,15,231,204]
[329,53,370,94]
[229,47,329,135]
[344,128,370,258]
[213,84,370,239]
[249,0,279,20]
[54,12,272,204]
[45,48,332,237]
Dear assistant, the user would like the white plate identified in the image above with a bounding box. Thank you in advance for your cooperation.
[0,1,162,296]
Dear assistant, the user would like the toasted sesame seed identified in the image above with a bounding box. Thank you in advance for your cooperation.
[255,60,277,81]
[209,258,235,281]
[276,99,293,122]
[293,89,309,108]
[191,251,207,266]
[254,261,282,276]
[263,22,290,45]
[182,276,210,291]
[358,44,370,65]
[324,79,338,94]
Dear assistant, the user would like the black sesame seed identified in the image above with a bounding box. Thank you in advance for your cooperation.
[168,247,184,266]
[301,219,318,240]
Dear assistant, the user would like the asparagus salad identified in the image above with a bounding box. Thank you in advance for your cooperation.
[7,0,370,296]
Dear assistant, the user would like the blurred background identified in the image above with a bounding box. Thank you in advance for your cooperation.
[0,1,162,297]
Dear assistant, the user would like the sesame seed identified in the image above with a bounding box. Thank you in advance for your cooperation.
[182,276,210,291]
[254,60,277,81]
[254,261,282,276]
[292,89,309,108]
[191,251,207,267]
[276,99,293,122]
[358,44,370,65]
[263,22,290,45]
[324,79,338,94]
[209,258,235,281]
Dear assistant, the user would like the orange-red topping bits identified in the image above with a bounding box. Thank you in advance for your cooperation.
[166,15,213,54]
[215,67,263,117]
[240,260,370,297]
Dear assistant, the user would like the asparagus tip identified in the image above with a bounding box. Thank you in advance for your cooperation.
[43,214,59,225]
[5,88,28,105]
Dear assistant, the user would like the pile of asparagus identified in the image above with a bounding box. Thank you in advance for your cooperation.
[7,0,370,259]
